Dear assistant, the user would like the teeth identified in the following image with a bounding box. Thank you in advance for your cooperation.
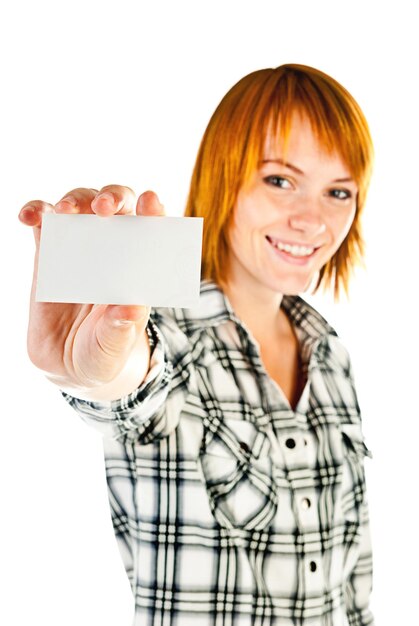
[270,238,315,257]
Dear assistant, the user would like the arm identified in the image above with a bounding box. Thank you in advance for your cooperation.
[325,335,374,624]
[344,499,374,626]
[341,343,374,625]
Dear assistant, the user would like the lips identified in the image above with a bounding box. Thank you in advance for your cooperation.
[266,236,321,257]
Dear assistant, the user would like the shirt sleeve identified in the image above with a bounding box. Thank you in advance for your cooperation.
[61,312,192,444]
[340,346,374,626]
[344,499,374,625]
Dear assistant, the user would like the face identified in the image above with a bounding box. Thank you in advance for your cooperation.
[225,114,358,297]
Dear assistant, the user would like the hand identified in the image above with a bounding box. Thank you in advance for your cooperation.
[19,186,165,391]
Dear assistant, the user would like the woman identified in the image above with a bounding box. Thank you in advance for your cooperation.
[19,64,374,625]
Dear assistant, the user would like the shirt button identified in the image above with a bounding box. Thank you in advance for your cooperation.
[309,561,317,572]
[285,438,296,449]
[301,498,311,510]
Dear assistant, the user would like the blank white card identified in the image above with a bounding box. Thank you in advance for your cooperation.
[36,214,204,308]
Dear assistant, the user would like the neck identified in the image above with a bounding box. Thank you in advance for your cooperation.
[220,278,289,347]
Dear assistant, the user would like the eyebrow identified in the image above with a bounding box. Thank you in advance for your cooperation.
[260,158,355,183]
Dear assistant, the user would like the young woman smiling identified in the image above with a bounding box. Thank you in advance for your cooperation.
[20,64,374,625]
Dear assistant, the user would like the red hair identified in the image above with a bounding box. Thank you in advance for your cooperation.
[184,64,374,299]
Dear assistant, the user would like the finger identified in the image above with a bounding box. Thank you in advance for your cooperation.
[54,188,99,215]
[136,190,165,216]
[91,185,136,217]
[18,200,55,246]
[18,200,53,226]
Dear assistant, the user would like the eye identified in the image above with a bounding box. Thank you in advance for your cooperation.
[263,175,293,189]
[329,188,353,200]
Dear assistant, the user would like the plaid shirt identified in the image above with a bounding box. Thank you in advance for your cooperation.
[62,280,374,626]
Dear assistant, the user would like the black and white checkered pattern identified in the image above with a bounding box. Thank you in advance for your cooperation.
[62,280,373,625]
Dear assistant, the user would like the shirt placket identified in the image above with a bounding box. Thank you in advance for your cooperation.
[269,383,325,608]
[241,327,326,618]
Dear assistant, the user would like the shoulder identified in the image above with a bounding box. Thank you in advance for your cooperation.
[284,295,355,378]
[282,294,338,340]
[151,280,231,337]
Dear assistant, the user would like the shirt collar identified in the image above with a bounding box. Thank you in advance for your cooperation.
[171,279,338,347]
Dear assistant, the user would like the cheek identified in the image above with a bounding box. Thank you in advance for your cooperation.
[225,220,245,265]
[334,207,357,243]
[228,206,256,248]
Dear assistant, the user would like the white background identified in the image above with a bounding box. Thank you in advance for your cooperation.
[1,1,417,624]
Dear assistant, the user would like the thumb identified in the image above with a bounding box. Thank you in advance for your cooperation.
[103,304,150,327]
[137,190,165,216]
[72,304,151,386]
[88,304,150,362]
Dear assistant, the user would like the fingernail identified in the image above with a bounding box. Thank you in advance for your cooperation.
[20,206,35,216]
[19,206,36,221]
[56,196,78,212]
[95,192,114,206]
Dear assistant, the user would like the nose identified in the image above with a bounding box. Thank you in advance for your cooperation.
[288,202,326,237]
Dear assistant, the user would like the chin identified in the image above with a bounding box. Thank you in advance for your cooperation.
[265,275,313,297]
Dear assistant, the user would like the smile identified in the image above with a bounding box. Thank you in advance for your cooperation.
[266,236,319,258]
